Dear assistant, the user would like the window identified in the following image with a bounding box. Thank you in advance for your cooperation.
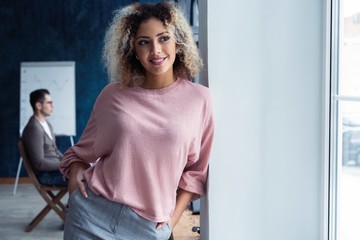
[329,0,360,239]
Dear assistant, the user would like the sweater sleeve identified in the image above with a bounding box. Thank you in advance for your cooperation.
[22,124,60,171]
[59,109,98,178]
[178,92,214,199]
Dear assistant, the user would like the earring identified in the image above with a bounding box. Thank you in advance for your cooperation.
[136,55,139,60]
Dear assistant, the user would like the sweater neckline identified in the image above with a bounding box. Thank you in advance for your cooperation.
[133,78,183,95]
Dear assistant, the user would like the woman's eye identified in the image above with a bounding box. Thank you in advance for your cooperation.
[160,36,170,42]
[138,40,148,46]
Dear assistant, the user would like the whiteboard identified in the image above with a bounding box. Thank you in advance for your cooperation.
[20,61,76,136]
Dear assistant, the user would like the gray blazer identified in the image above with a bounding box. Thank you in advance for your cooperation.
[22,116,63,172]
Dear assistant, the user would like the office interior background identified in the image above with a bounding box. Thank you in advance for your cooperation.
[1,0,360,239]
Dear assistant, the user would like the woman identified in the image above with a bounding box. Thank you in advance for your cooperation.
[60,2,214,239]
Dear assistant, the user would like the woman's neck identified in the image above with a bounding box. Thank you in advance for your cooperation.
[142,74,176,89]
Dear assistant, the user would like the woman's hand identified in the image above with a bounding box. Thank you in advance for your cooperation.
[156,220,173,230]
[156,189,193,230]
[68,162,89,197]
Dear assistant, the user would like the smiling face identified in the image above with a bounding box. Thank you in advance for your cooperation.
[134,17,177,88]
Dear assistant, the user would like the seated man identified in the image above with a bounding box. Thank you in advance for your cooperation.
[22,89,67,186]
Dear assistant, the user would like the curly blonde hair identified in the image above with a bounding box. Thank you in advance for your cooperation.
[102,1,202,87]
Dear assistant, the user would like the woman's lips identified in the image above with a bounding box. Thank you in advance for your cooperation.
[150,57,166,65]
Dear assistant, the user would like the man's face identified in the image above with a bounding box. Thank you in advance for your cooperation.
[39,94,53,117]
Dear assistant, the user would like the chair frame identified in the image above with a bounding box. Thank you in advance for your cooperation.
[18,140,68,232]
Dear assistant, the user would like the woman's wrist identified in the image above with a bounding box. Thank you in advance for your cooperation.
[69,162,87,177]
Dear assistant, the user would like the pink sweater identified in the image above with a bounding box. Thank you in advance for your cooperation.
[60,79,214,222]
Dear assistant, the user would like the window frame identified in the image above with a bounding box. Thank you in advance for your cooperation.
[327,0,360,239]
[327,0,340,238]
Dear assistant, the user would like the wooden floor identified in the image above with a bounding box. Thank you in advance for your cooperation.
[0,183,200,240]
[173,209,200,240]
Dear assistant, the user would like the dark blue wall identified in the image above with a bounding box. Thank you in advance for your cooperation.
[0,0,158,178]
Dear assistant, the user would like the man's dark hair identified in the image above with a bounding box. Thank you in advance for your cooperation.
[30,89,50,112]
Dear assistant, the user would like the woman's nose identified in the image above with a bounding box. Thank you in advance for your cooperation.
[151,42,161,55]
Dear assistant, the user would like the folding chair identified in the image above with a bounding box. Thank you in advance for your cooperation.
[18,140,68,232]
